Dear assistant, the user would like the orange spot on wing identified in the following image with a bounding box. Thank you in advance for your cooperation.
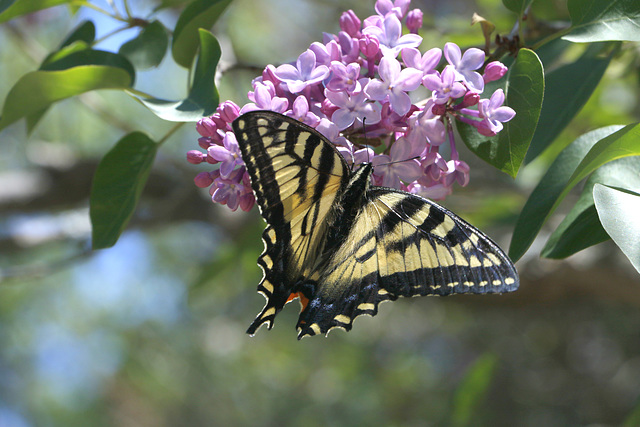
[286,292,310,313]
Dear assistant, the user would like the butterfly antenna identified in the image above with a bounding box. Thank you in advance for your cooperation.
[376,156,421,167]
[362,118,371,164]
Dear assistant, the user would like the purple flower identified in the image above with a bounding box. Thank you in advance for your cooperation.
[408,181,452,200]
[326,62,362,93]
[338,31,361,63]
[442,159,470,187]
[353,147,375,165]
[421,151,448,180]
[402,47,441,75]
[309,40,342,66]
[362,14,422,57]
[406,9,423,34]
[444,42,485,93]
[286,96,320,127]
[364,56,423,116]
[207,132,244,178]
[325,89,381,130]
[211,167,252,212]
[423,65,467,104]
[274,49,330,93]
[340,10,361,37]
[483,61,508,83]
[371,138,423,188]
[478,89,516,135]
[242,81,289,113]
[375,0,410,19]
[316,118,351,148]
[407,100,446,147]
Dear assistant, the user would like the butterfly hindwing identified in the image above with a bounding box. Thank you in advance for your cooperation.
[295,189,519,338]
[232,111,350,334]
[232,111,519,339]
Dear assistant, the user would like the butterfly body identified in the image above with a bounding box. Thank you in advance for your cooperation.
[232,111,518,339]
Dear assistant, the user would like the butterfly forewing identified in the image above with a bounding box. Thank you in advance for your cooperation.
[232,111,519,339]
[232,112,350,334]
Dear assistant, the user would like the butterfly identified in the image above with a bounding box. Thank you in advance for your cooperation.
[231,111,519,339]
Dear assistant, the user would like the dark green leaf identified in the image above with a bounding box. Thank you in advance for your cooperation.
[458,49,543,177]
[0,0,15,15]
[623,398,640,427]
[534,37,572,70]
[541,156,640,258]
[593,185,640,274]
[0,0,75,23]
[502,0,533,15]
[171,0,232,68]
[90,132,158,249]
[41,49,135,84]
[509,126,623,261]
[41,41,91,68]
[564,0,640,42]
[0,66,133,131]
[118,20,168,70]
[525,56,610,163]
[59,20,95,47]
[451,354,497,427]
[131,29,220,121]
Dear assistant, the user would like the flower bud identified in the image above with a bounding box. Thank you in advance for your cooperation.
[406,9,423,34]
[194,172,214,188]
[187,150,205,164]
[359,34,380,58]
[431,103,447,116]
[460,91,480,108]
[339,10,361,37]
[483,61,508,83]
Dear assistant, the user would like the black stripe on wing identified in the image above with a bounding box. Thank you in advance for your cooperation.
[295,188,519,338]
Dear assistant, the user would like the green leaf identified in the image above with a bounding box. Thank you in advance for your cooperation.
[525,55,611,163]
[593,185,640,274]
[502,0,533,15]
[565,123,640,192]
[90,132,158,249]
[118,20,168,70]
[509,125,623,261]
[0,66,133,131]
[450,354,497,427]
[171,0,231,68]
[458,49,543,177]
[564,0,640,42]
[541,156,640,258]
[130,29,220,121]
[0,0,76,23]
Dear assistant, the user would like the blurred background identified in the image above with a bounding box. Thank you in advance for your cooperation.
[1,0,640,426]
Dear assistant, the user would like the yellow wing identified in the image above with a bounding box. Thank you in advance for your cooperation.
[295,188,519,339]
[232,111,350,334]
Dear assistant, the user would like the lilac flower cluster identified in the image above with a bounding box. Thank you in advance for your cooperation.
[188,0,515,211]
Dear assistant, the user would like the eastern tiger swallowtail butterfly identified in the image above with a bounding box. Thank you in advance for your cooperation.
[231,111,519,339]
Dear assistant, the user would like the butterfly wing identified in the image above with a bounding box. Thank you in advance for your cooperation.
[232,111,350,334]
[295,188,519,338]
